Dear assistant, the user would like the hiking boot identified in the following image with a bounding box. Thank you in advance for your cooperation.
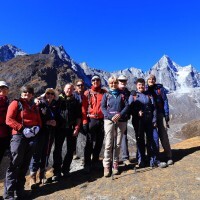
[112,162,119,175]
[104,167,110,177]
[30,172,37,189]
[157,162,167,168]
[123,159,131,166]
[167,159,174,165]
[52,173,61,182]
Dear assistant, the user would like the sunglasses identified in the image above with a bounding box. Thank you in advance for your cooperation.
[76,84,84,87]
[119,80,127,83]
[46,92,55,95]
[92,79,100,82]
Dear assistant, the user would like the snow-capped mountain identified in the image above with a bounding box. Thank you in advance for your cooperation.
[147,55,200,92]
[1,44,200,93]
[0,44,27,62]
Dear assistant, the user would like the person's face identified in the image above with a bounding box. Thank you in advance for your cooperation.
[45,91,55,102]
[136,82,145,93]
[118,80,127,89]
[109,80,118,90]
[64,85,74,96]
[92,78,101,87]
[147,78,156,87]
[0,86,9,96]
[76,82,84,94]
[21,91,33,101]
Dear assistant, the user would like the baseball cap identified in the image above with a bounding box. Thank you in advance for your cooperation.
[0,81,9,88]
[118,75,128,81]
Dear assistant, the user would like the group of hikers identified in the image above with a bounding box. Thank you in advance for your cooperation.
[0,74,173,199]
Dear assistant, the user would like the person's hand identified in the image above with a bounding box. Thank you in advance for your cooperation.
[111,113,121,123]
[138,110,143,117]
[34,98,40,106]
[73,125,80,136]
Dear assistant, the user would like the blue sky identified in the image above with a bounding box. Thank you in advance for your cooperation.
[1,0,200,72]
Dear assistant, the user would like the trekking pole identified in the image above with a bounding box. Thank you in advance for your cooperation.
[134,117,142,173]
[112,122,117,180]
[42,127,53,184]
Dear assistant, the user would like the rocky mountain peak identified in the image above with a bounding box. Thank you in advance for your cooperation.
[41,44,71,61]
[153,54,179,72]
[0,44,27,62]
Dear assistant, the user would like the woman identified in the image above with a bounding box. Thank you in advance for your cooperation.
[4,85,42,200]
[29,88,60,186]
[0,81,10,164]
[101,76,129,177]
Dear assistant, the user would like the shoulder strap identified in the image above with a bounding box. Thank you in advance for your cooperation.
[14,99,24,126]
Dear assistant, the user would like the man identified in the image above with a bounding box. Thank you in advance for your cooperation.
[146,74,173,165]
[117,75,131,166]
[52,83,82,180]
[0,81,10,164]
[73,79,86,161]
[82,75,107,173]
[129,78,167,168]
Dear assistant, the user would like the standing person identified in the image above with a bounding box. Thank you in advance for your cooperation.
[52,83,81,181]
[118,75,131,166]
[4,85,42,200]
[0,81,10,164]
[73,79,86,160]
[101,76,129,177]
[82,75,107,173]
[129,78,167,168]
[29,88,60,187]
[146,74,173,165]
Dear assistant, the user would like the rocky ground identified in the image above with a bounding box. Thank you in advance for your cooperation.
[0,136,199,200]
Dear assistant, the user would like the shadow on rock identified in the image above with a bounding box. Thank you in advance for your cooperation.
[30,168,103,199]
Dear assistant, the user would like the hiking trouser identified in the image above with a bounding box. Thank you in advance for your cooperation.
[132,119,158,166]
[121,125,130,161]
[0,136,10,164]
[29,127,55,173]
[84,118,104,166]
[157,113,172,159]
[4,134,38,199]
[53,127,76,174]
[103,119,127,167]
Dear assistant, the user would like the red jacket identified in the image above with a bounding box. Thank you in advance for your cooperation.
[6,98,42,135]
[82,88,106,124]
[0,95,10,138]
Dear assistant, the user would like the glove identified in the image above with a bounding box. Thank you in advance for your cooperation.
[82,124,89,135]
[165,115,170,123]
[131,90,137,96]
[23,126,40,138]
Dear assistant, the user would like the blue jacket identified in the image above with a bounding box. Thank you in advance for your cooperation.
[101,90,129,122]
[129,91,157,123]
[146,84,169,117]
